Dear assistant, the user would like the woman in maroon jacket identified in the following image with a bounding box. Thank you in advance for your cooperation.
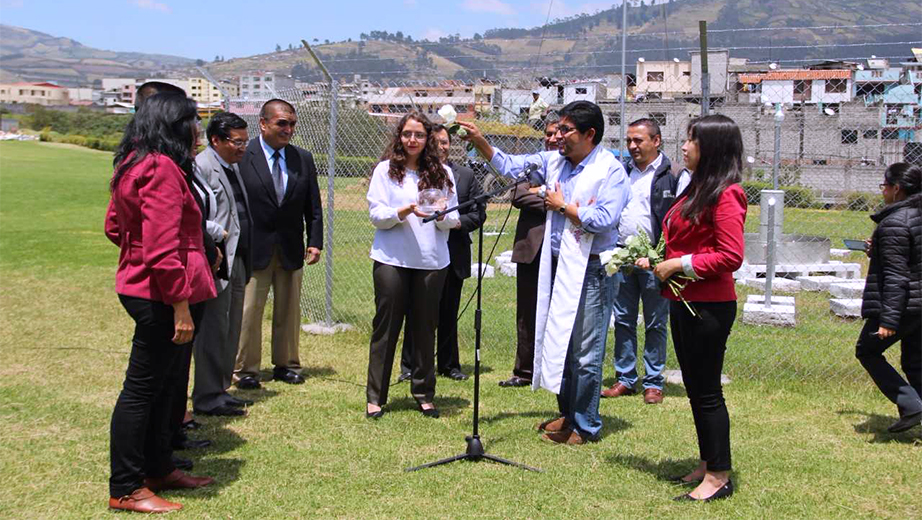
[638,114,747,502]
[104,93,217,513]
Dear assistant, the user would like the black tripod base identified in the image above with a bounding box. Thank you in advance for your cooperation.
[405,435,542,472]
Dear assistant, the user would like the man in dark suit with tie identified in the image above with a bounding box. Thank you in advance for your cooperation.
[234,99,323,389]
[499,118,561,388]
[191,112,255,416]
[399,124,486,381]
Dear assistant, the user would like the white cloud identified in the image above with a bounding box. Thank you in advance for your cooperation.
[422,27,448,41]
[531,1,614,20]
[130,0,171,14]
[462,0,515,16]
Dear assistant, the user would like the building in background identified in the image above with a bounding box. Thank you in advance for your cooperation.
[635,59,692,100]
[239,72,275,100]
[0,82,70,105]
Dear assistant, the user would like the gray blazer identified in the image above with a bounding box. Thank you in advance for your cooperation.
[194,146,249,291]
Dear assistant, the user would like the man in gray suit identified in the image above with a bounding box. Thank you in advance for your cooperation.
[191,112,254,416]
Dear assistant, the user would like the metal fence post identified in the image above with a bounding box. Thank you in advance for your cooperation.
[303,39,336,327]
[773,103,784,190]
[765,196,777,308]
[619,0,627,152]
[699,21,709,117]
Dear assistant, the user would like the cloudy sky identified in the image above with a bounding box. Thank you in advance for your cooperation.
[0,0,627,60]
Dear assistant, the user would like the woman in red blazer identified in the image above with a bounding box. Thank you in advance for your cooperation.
[104,93,216,514]
[638,114,747,502]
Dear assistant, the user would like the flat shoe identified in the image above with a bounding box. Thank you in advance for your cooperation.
[674,480,734,502]
[144,469,214,492]
[888,411,922,433]
[418,403,440,418]
[181,419,202,431]
[365,410,385,419]
[196,404,245,417]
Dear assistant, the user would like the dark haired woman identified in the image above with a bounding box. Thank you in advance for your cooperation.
[104,92,217,513]
[637,114,746,501]
[856,162,922,434]
[365,112,459,419]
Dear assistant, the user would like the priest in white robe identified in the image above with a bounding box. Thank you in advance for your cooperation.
[458,101,631,444]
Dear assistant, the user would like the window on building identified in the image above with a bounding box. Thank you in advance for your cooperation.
[885,105,899,125]
[576,87,588,94]
[841,129,858,144]
[863,129,878,139]
[793,80,809,94]
[371,104,382,113]
[682,71,691,77]
[650,112,667,127]
[608,112,621,126]
[446,91,453,97]
[646,71,664,82]
[882,128,900,140]
[457,105,468,113]
[813,159,828,165]
[825,79,847,94]
[264,77,271,81]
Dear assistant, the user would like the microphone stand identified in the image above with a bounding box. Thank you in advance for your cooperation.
[410,173,541,473]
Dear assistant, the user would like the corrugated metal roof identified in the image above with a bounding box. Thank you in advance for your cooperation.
[738,70,852,84]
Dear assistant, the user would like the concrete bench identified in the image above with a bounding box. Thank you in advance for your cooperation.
[830,298,862,318]
[735,262,862,280]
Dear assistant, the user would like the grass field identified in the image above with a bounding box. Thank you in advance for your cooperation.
[0,141,919,520]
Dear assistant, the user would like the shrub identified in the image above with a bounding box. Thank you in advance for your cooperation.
[844,191,881,212]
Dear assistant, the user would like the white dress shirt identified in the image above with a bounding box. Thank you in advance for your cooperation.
[367,160,460,270]
[618,153,663,241]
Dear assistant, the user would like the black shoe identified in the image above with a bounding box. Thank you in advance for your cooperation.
[174,438,213,451]
[417,403,440,418]
[274,369,305,385]
[397,371,411,383]
[365,410,385,419]
[674,480,734,502]
[236,376,261,390]
[441,368,468,381]
[226,396,254,407]
[499,376,531,387]
[181,419,202,431]
[171,455,193,471]
[888,411,922,433]
[196,405,245,417]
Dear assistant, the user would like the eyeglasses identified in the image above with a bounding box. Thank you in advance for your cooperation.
[555,125,578,136]
[401,131,428,141]
[225,137,249,148]
[879,183,890,190]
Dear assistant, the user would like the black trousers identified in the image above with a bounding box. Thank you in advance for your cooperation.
[513,252,541,380]
[855,315,922,418]
[367,262,447,406]
[110,295,202,498]
[401,267,465,375]
[670,300,736,472]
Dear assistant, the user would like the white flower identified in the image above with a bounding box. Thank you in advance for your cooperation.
[437,105,458,125]
[599,250,614,265]
[456,127,468,138]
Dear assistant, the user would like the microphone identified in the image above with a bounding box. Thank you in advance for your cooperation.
[518,163,543,187]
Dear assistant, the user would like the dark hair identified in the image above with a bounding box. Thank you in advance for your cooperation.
[384,112,453,193]
[433,123,451,143]
[883,162,922,197]
[545,110,560,125]
[259,98,296,119]
[111,92,199,191]
[558,101,604,145]
[628,118,662,139]
[680,114,744,223]
[135,81,186,110]
[206,111,248,144]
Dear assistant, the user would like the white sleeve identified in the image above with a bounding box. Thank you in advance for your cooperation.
[367,161,403,229]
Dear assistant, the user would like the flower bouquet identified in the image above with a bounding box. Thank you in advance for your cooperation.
[599,230,697,316]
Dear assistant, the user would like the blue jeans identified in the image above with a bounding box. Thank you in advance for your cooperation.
[555,257,616,439]
[612,268,669,390]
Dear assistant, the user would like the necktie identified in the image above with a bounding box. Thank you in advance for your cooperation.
[271,150,285,204]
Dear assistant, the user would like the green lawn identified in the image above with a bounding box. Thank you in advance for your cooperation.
[0,141,919,520]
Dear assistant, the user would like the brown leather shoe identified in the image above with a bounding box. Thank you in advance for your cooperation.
[541,429,587,445]
[644,388,664,404]
[600,382,635,398]
[144,469,214,492]
[108,487,182,513]
[536,416,570,432]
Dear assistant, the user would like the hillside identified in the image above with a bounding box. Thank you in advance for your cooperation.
[0,25,195,87]
[201,0,922,82]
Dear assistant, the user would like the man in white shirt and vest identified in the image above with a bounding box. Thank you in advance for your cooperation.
[601,118,679,404]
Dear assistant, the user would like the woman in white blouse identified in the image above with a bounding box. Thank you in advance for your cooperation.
[365,112,459,419]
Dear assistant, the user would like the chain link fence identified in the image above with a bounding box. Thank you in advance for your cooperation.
[226,35,921,382]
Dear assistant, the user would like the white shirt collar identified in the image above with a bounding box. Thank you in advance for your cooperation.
[209,146,232,170]
[632,152,663,177]
[259,135,285,161]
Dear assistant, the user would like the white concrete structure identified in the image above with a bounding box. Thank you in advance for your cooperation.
[737,70,853,105]
[795,275,849,292]
[743,277,802,293]
[471,263,495,278]
[635,60,691,100]
[563,81,606,104]
[735,262,862,280]
[830,298,862,318]
[829,280,866,299]
[742,294,796,327]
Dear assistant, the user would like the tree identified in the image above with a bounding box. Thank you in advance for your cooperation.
[275,43,282,51]
[395,30,404,42]
[360,33,368,41]
[324,39,329,44]
[195,59,205,66]
[288,43,293,50]
[214,54,220,62]
[473,33,483,41]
